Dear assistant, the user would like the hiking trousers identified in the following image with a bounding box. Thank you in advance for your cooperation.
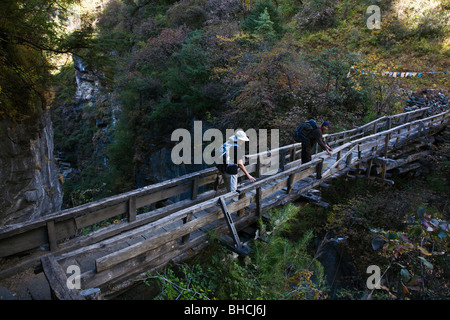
[223,172,238,193]
[301,142,312,164]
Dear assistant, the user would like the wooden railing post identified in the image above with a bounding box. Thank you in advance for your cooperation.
[386,116,392,130]
[47,221,57,251]
[384,133,391,157]
[345,151,353,167]
[191,176,199,200]
[287,173,295,193]
[128,196,136,222]
[357,144,362,171]
[291,146,296,162]
[406,123,412,138]
[336,150,342,162]
[405,113,410,124]
[279,149,286,171]
[181,212,193,243]
[256,156,261,178]
[382,133,391,180]
[316,158,324,180]
[238,192,246,216]
[256,187,262,221]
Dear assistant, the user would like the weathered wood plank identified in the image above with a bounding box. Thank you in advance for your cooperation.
[128,196,136,222]
[198,172,218,187]
[0,167,219,237]
[41,254,85,300]
[59,207,207,265]
[322,146,357,178]
[191,176,199,200]
[95,213,217,272]
[218,197,249,256]
[393,162,422,174]
[54,219,77,242]
[0,191,223,277]
[136,183,191,208]
[47,221,57,252]
[75,202,128,230]
[0,227,47,257]
[84,211,259,291]
[95,193,251,272]
[262,177,289,199]
[293,165,317,184]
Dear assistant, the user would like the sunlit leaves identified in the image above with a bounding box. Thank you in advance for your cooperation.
[349,53,401,116]
[0,0,94,122]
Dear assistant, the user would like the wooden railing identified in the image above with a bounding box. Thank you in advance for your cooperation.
[91,109,448,281]
[0,167,218,257]
[323,107,433,148]
[0,106,447,262]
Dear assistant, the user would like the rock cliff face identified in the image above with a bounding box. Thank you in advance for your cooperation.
[53,54,208,205]
[0,110,63,226]
[52,55,116,185]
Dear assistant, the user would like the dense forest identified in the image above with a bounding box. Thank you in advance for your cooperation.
[0,0,448,300]
[47,0,449,206]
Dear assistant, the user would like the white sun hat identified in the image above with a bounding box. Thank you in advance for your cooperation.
[231,129,249,142]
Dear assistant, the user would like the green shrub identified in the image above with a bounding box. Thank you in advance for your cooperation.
[243,1,285,36]
[145,204,327,300]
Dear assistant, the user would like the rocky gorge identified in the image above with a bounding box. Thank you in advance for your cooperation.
[51,53,209,210]
[0,109,63,225]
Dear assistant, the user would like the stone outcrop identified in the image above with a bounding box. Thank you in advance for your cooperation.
[0,110,63,226]
[404,88,448,113]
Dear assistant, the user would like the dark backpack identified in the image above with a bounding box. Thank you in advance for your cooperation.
[293,120,318,142]
[216,143,239,175]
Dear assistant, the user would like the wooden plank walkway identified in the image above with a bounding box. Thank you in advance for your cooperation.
[0,107,448,299]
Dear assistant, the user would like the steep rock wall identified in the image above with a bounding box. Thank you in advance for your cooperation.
[0,110,63,225]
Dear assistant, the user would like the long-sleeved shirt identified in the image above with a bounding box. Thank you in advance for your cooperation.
[306,128,328,150]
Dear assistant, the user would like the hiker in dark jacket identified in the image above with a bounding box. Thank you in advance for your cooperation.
[301,121,333,163]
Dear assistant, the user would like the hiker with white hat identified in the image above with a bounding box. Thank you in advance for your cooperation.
[216,129,256,193]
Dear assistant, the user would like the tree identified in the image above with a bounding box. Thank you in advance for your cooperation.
[254,7,277,41]
[350,54,402,117]
[0,0,94,122]
[292,0,338,31]
[310,48,366,113]
[149,30,224,129]
[243,1,284,37]
[222,40,308,129]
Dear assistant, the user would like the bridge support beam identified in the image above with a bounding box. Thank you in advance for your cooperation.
[41,254,85,300]
[218,196,251,257]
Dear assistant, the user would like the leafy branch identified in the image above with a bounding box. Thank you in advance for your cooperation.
[370,206,449,298]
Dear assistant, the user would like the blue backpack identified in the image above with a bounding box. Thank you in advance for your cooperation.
[294,120,318,142]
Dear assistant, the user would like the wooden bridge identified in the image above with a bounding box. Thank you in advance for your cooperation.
[0,106,448,299]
